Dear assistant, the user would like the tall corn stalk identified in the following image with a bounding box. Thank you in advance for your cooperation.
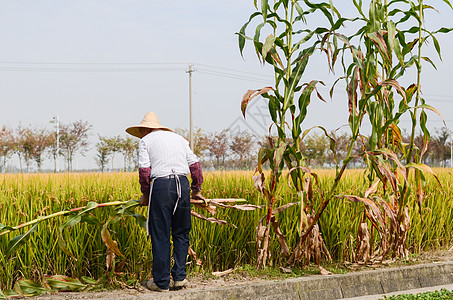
[238,0,344,267]
[239,0,453,267]
[334,0,453,262]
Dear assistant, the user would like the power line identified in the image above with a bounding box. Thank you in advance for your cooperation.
[197,69,272,84]
[195,63,273,78]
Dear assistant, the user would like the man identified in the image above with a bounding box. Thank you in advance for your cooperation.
[126,112,204,292]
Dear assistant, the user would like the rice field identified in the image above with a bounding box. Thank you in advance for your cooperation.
[0,169,452,291]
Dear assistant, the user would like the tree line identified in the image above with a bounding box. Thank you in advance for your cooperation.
[0,122,451,173]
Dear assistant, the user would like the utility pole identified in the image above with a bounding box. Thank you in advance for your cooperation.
[52,116,60,173]
[186,64,194,149]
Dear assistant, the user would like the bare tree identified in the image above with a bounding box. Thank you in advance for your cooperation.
[59,120,91,171]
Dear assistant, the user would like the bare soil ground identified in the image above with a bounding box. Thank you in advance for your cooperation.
[31,249,453,299]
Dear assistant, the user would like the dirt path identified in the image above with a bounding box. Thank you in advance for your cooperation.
[31,249,453,299]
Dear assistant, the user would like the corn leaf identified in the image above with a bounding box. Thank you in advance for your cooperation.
[101,218,125,258]
[45,275,87,292]
[5,223,39,258]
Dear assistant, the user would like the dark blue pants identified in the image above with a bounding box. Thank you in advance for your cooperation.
[148,176,191,289]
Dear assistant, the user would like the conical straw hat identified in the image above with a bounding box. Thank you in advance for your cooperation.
[125,112,172,138]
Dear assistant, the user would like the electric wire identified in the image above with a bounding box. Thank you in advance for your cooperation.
[0,61,452,100]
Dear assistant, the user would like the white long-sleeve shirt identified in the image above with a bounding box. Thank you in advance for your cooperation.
[138,130,198,178]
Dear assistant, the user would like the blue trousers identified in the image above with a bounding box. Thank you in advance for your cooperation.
[148,176,191,289]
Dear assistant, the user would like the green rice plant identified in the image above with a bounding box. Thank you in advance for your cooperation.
[1,170,452,294]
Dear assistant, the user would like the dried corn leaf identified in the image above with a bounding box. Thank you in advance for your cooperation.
[271,216,289,258]
[210,201,263,211]
[105,241,117,272]
[253,173,266,193]
[365,180,380,198]
[356,222,370,263]
[319,266,332,275]
[212,268,235,277]
[342,195,385,232]
[272,202,298,215]
[190,210,234,227]
[101,222,125,258]
[188,246,202,266]
[193,203,217,215]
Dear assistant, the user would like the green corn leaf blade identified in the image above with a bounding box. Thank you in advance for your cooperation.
[304,0,335,25]
[441,0,453,9]
[5,223,39,257]
[269,96,280,123]
[80,214,101,226]
[273,141,287,177]
[262,34,276,60]
[61,213,82,229]
[116,199,140,214]
[58,230,78,261]
[415,104,445,125]
[1,289,19,298]
[434,27,453,34]
[0,223,14,233]
[15,279,48,297]
[57,213,81,260]
[406,163,442,186]
[237,12,261,57]
[80,276,98,285]
[45,275,87,292]
[367,31,391,64]
[132,213,147,228]
[430,34,442,60]
[388,21,404,67]
[294,1,304,16]
[261,0,268,20]
[421,56,437,70]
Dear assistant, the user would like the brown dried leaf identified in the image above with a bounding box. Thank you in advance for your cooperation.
[356,222,370,263]
[241,87,273,118]
[319,266,332,275]
[194,203,217,215]
[188,246,202,266]
[272,202,299,215]
[364,180,380,198]
[105,241,117,272]
[212,268,235,277]
[209,201,263,211]
[271,216,290,258]
[190,210,234,227]
[253,173,266,193]
[101,223,125,258]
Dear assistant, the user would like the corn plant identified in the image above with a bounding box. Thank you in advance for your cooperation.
[331,0,453,262]
[239,0,453,267]
[238,0,346,267]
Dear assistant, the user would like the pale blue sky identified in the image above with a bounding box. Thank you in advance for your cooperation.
[1,1,452,170]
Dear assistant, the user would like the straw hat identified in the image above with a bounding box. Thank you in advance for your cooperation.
[125,112,173,138]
